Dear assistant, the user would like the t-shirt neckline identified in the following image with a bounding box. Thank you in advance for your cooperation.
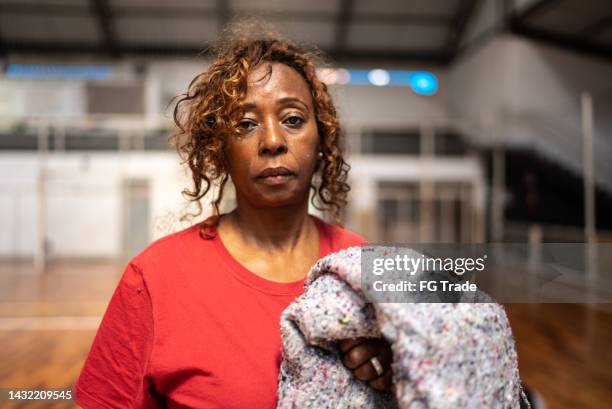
[210,214,330,296]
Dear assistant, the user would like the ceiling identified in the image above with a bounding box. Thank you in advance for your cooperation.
[510,0,612,60]
[0,0,610,65]
[0,0,477,64]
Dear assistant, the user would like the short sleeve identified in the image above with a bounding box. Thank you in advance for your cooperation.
[75,262,159,408]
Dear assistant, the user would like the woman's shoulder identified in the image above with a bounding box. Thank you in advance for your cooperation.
[129,222,210,271]
[312,215,367,252]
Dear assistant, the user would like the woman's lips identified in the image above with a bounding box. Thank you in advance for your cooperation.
[259,174,294,185]
[257,167,295,185]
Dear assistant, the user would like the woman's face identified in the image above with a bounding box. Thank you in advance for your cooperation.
[224,62,320,209]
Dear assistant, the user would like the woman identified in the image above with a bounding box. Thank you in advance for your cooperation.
[75,28,393,408]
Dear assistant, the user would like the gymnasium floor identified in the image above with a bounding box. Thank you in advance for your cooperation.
[0,260,611,408]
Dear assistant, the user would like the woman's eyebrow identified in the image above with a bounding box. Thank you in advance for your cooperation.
[278,97,309,112]
[239,102,257,111]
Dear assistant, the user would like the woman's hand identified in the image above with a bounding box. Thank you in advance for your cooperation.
[338,337,393,391]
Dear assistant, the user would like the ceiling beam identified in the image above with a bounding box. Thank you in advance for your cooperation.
[445,0,479,58]
[0,38,5,59]
[509,0,612,62]
[0,22,5,58]
[334,0,355,60]
[511,0,562,23]
[579,15,612,40]
[90,0,120,58]
[510,23,612,62]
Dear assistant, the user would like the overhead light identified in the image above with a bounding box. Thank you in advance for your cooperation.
[316,68,336,83]
[409,71,438,95]
[316,68,351,85]
[368,69,390,86]
[314,68,438,95]
[336,68,351,85]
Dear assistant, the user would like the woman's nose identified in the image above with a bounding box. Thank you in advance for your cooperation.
[259,122,288,156]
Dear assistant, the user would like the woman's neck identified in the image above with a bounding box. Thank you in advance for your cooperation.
[223,200,315,252]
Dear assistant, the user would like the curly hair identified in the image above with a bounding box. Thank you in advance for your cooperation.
[171,22,350,228]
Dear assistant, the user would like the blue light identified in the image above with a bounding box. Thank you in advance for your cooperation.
[340,69,438,95]
[5,64,112,80]
[408,71,438,95]
[388,71,412,86]
[346,70,371,85]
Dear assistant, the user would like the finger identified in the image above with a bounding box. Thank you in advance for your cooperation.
[368,369,393,391]
[338,337,367,353]
[342,343,378,369]
[375,342,393,370]
[364,338,393,373]
[352,359,379,381]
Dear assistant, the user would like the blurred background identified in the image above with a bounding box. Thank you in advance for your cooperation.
[0,0,611,408]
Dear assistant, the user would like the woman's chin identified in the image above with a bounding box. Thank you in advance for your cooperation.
[252,189,309,208]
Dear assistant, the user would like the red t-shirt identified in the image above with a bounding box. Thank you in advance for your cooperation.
[75,215,365,408]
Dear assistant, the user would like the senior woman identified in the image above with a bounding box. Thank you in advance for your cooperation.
[75,30,393,408]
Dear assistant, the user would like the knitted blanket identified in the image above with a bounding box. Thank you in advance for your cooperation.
[277,246,529,409]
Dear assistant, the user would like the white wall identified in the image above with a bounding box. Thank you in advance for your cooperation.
[331,72,449,130]
[0,79,86,119]
[0,152,193,259]
[349,155,485,212]
[0,59,147,121]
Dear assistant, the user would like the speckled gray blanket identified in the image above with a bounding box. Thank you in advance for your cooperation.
[277,246,530,408]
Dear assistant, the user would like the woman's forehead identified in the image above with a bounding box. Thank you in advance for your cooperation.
[244,62,313,104]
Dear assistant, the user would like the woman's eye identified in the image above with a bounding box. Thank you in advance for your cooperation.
[284,116,304,127]
[237,120,256,132]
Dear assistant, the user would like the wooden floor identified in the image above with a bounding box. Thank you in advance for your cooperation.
[505,304,612,409]
[0,261,121,409]
[0,261,611,408]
